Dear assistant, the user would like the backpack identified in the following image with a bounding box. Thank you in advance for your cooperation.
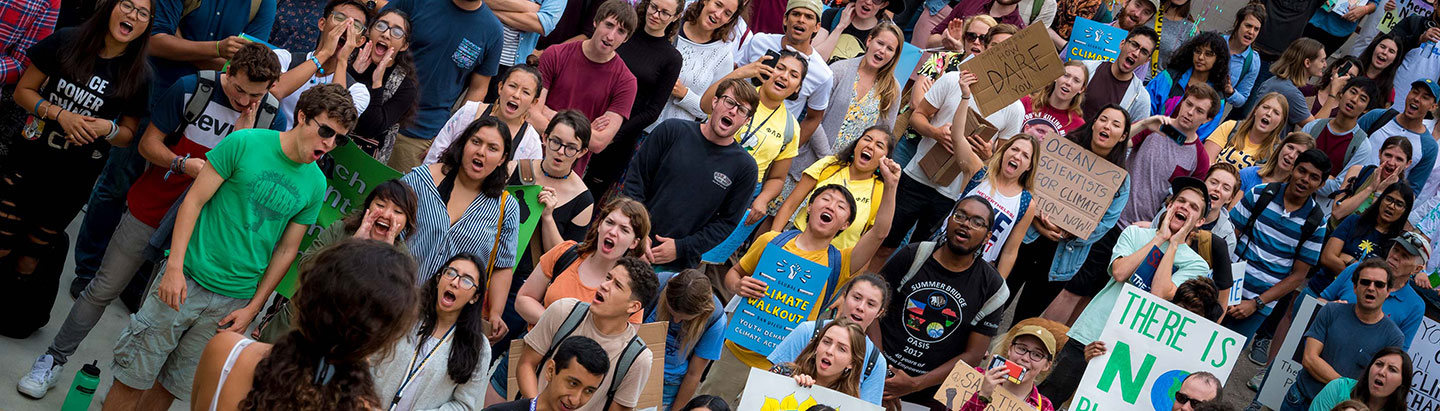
[811,318,880,379]
[1191,230,1215,268]
[899,241,1010,327]
[1237,182,1324,259]
[1303,118,1372,170]
[644,271,726,355]
[771,229,845,310]
[535,302,648,411]
[1363,109,1401,137]
[165,70,280,146]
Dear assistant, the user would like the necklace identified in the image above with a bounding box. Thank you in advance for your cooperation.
[542,165,572,179]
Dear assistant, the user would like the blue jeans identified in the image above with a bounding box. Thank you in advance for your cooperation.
[72,140,148,279]
[1225,309,1271,341]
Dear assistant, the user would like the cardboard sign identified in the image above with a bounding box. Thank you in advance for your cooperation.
[1066,18,1126,62]
[1031,133,1128,238]
[724,244,832,356]
[959,23,1066,116]
[1072,284,1247,411]
[738,368,883,411]
[918,108,997,186]
[1408,318,1440,410]
[1226,262,1246,306]
[932,360,1032,409]
[1380,0,1435,33]
[1257,295,1325,409]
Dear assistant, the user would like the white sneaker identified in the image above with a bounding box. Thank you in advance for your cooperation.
[17,354,61,399]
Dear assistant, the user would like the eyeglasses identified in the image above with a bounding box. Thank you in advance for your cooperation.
[950,210,989,229]
[1009,344,1050,362]
[441,267,478,290]
[330,11,365,34]
[648,4,677,19]
[119,0,151,21]
[1358,278,1389,289]
[371,20,407,40]
[1174,392,1201,407]
[716,95,753,118]
[963,31,988,43]
[545,137,582,158]
[307,118,351,146]
[1381,195,1405,208]
[1125,39,1154,55]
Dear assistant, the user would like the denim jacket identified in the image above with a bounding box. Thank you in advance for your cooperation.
[1023,176,1130,281]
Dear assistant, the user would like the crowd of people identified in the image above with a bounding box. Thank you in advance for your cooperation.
[0,0,1437,409]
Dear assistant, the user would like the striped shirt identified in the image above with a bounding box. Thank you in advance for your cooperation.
[1229,182,1326,314]
[401,166,521,283]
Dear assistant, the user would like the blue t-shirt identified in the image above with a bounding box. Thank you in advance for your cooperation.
[1294,303,1405,403]
[384,0,504,140]
[1311,215,1391,290]
[766,320,886,405]
[1320,262,1426,349]
[150,0,276,94]
[644,298,726,385]
[1308,0,1375,37]
[1238,166,1262,194]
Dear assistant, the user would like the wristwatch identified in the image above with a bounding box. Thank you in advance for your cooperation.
[1253,295,1267,306]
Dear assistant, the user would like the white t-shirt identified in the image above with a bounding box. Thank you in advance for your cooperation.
[968,178,1022,262]
[425,100,543,165]
[1392,41,1440,102]
[272,50,371,130]
[901,70,1025,199]
[733,33,835,114]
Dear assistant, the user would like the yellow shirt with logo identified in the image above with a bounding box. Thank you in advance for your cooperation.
[725,231,855,368]
[793,156,886,249]
[734,95,800,182]
[1209,120,1267,170]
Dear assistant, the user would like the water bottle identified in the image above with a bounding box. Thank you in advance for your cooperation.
[59,361,101,411]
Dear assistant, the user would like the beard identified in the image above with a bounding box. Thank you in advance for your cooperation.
[945,236,982,256]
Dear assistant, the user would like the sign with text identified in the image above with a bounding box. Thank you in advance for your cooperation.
[1032,133,1128,238]
[1227,262,1246,306]
[738,368,882,411]
[1408,318,1440,410]
[918,107,996,186]
[1257,295,1325,409]
[724,245,831,356]
[932,360,1032,410]
[1380,0,1436,33]
[1066,18,1125,62]
[959,24,1065,116]
[1072,284,1246,411]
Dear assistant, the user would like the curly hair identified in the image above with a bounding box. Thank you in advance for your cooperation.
[1165,31,1231,93]
[1173,277,1221,321]
[418,253,490,383]
[240,239,418,410]
[296,83,360,130]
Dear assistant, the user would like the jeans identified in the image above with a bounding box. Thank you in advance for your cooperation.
[73,142,148,279]
[47,212,156,365]
[1225,309,1271,340]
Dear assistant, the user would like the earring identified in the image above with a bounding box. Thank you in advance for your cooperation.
[843,367,852,374]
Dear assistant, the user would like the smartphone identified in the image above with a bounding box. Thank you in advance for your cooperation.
[1160,124,1186,143]
[1335,60,1355,78]
[752,50,783,86]
[989,355,1027,384]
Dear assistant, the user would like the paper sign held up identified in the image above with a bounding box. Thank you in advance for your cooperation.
[738,368,882,411]
[918,107,997,186]
[933,360,1031,410]
[1031,133,1128,238]
[1066,18,1126,62]
[959,23,1065,116]
[723,244,832,357]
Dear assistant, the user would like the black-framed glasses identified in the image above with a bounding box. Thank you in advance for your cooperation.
[963,31,988,43]
[1359,278,1389,289]
[950,210,988,229]
[648,4,676,19]
[118,0,151,21]
[308,118,351,146]
[545,137,582,158]
[716,95,753,118]
[330,11,365,34]
[1381,195,1405,208]
[1174,392,1201,407]
[1125,39,1153,55]
[441,267,478,290]
[1009,344,1050,362]
[372,20,407,40]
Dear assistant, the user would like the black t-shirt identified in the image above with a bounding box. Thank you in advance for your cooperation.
[1079,62,1128,119]
[20,28,150,163]
[820,8,875,64]
[482,399,534,411]
[878,242,1005,377]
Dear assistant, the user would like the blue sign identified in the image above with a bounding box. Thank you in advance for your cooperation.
[723,244,831,356]
[1066,18,1125,62]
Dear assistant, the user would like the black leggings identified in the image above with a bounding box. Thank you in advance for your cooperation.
[1007,238,1067,322]
[1038,339,1090,405]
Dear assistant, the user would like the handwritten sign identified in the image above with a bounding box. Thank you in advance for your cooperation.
[738,368,882,411]
[1257,295,1325,409]
[932,360,1032,410]
[724,244,831,356]
[917,107,996,186]
[1072,284,1246,411]
[1409,318,1440,410]
[959,24,1065,116]
[1380,0,1435,33]
[1031,133,1128,238]
[1066,18,1125,62]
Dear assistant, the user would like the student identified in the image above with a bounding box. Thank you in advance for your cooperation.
[515,197,649,326]
[1146,32,1231,139]
[1055,0,1152,53]
[939,90,1040,279]
[484,0,566,90]
[1332,138,1412,221]
[484,336,612,411]
[925,0,1028,50]
[1302,0,1378,55]
[768,321,868,400]
[650,0,746,128]
[516,257,659,411]
[647,270,727,409]
[620,79,759,269]
[1122,84,1220,227]
[817,22,903,160]
[1358,79,1440,197]
[1237,132,1316,193]
[1077,26,1157,124]
[1038,177,1213,405]
[733,0,834,149]
[1302,77,1381,179]
[1020,61,1089,137]
[106,84,356,410]
[1226,149,1330,338]
[814,0,891,62]
[20,42,287,401]
[1083,278,1225,362]
[1208,92,1290,169]
[772,128,891,249]
[1171,372,1223,411]
[1306,57,1363,118]
[875,195,1008,407]
[530,0,639,174]
[1137,167,1241,305]
[401,116,521,343]
[1224,3,1264,111]
[588,0,683,198]
[374,254,494,410]
[1280,260,1406,411]
[0,0,151,341]
[1148,0,1199,79]
[769,274,892,405]
[346,8,420,163]
[1324,182,1414,286]
[429,65,546,168]
[1385,4,1440,100]
[267,0,373,130]
[955,320,1062,411]
[1252,38,1326,129]
[190,239,419,411]
[1308,347,1413,411]
[1357,33,1401,105]
[896,20,1013,167]
[382,0,505,172]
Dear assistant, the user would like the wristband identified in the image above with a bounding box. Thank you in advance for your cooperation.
[1254,295,1267,306]
[216,40,223,57]
[310,55,325,75]
[33,99,46,116]
[104,120,119,141]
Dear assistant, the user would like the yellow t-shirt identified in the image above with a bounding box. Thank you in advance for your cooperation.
[793,157,885,249]
[735,96,800,182]
[1209,120,1267,169]
[725,231,855,368]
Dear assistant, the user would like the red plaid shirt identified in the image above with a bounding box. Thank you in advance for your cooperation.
[0,0,58,84]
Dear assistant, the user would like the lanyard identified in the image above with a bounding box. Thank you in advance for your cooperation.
[739,105,780,151]
[529,398,538,411]
[390,325,455,410]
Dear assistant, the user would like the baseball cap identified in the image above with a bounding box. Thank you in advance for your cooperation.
[1412,79,1440,103]
[786,0,823,18]
[1009,325,1058,357]
[1170,176,1210,209]
[1393,231,1431,263]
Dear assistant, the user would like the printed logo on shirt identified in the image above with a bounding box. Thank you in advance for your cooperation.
[713,172,733,189]
[900,281,968,345]
[181,94,246,149]
[452,38,483,69]
[1021,112,1065,138]
[246,170,306,230]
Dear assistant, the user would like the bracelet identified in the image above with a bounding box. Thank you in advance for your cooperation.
[216,40,222,57]
[961,94,971,99]
[104,120,119,141]
[33,99,46,116]
[47,105,62,121]
[310,55,325,75]
[165,153,191,181]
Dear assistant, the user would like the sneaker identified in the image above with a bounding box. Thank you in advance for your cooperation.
[1247,370,1266,391]
[1248,338,1271,366]
[1243,400,1264,411]
[17,354,61,399]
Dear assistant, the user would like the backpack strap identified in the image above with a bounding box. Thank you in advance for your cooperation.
[1193,230,1215,268]
[534,302,591,381]
[1365,109,1400,136]
[1028,0,1045,23]
[1238,182,1284,253]
[603,336,648,411]
[517,159,537,184]
[551,243,582,281]
[249,0,263,22]
[899,241,938,289]
[286,50,310,70]
[780,115,796,153]
[1297,205,1324,258]
[254,94,279,130]
[810,318,880,379]
[181,70,219,133]
[970,281,1010,326]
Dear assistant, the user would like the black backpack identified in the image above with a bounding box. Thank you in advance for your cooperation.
[1236,182,1324,259]
[163,70,280,147]
[534,302,647,411]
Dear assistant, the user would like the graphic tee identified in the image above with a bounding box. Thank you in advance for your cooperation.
[877,243,1005,378]
[735,97,801,182]
[1018,95,1083,137]
[20,28,150,170]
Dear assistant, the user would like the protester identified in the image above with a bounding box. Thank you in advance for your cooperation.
[1301,77,1381,178]
[817,22,903,160]
[190,239,418,411]
[1147,32,1231,139]
[1308,347,1413,411]
[1078,26,1158,121]
[1252,37,1325,129]
[485,0,566,89]
[1172,372,1223,411]
[1121,84,1220,227]
[267,0,372,130]
[1224,3,1265,111]
[1331,139,1413,221]
[1020,61,1089,136]
[1357,79,1439,196]
[588,0,683,198]
[482,336,611,411]
[814,0,892,62]
[650,0,746,128]
[647,270,727,408]
[772,128,891,248]
[1357,33,1401,105]
[514,111,598,265]
[1320,231,1430,346]
[1385,3,1440,100]
[1307,57,1363,118]
[515,197,649,326]
[374,254,494,410]
[429,65,545,169]
[768,321,868,399]
[1207,92,1289,169]
[1237,132,1315,193]
[769,273,892,405]
[346,8,419,163]
[955,319,1063,411]
[734,0,835,150]
[925,0,1027,50]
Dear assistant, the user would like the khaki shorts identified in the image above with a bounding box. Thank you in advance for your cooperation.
[110,268,247,401]
[387,134,433,172]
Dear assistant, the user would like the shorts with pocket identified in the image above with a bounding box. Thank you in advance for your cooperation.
[110,266,248,402]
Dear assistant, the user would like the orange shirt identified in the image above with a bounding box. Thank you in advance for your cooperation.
[537,241,643,324]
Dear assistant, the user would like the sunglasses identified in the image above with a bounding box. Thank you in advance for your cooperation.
[964,31,988,43]
[308,118,351,146]
[1174,392,1202,407]
[1358,278,1389,289]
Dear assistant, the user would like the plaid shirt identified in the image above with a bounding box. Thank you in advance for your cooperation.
[0,0,58,84]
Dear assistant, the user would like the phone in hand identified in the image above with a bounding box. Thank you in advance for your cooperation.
[1160,124,1186,144]
[989,355,1027,384]
[752,50,782,86]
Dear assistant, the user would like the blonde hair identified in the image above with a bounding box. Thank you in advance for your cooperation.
[982,134,1040,190]
[790,321,866,397]
[655,270,716,355]
[962,14,999,32]
[1270,38,1323,86]
[1225,92,1290,162]
[1030,61,1089,116]
[1257,132,1316,178]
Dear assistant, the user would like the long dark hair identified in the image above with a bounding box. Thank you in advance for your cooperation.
[1165,31,1230,90]
[241,239,418,410]
[1350,347,1413,411]
[1357,181,1414,236]
[1318,56,1365,94]
[439,116,515,198]
[1066,104,1131,167]
[678,395,731,411]
[339,179,420,240]
[366,8,419,127]
[417,253,490,384]
[59,0,153,100]
[1359,33,1403,101]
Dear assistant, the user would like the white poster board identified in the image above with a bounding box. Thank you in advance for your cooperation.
[1071,284,1247,411]
[1408,317,1440,410]
[1257,295,1325,409]
[736,368,883,411]
[1227,262,1246,306]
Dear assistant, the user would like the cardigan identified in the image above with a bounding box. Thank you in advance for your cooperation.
[372,329,493,411]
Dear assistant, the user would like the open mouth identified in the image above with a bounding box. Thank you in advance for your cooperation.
[594,290,607,304]
[773,79,790,93]
[1006,159,1020,172]
[441,290,457,306]
[118,21,135,36]
[818,357,833,370]
[1408,102,1422,113]
[1174,210,1190,225]
[790,24,807,36]
[600,237,617,254]
[848,312,865,323]
[1258,116,1273,129]
[312,149,326,161]
[470,157,486,173]
[719,115,735,128]
[1059,85,1072,95]
[374,219,392,236]
[818,211,834,224]
[707,15,721,26]
[859,149,874,162]
[1343,102,1356,113]
[952,228,970,243]
[1123,55,1138,69]
[1209,192,1221,204]
[1364,292,1378,303]
[375,40,391,56]
[504,99,521,114]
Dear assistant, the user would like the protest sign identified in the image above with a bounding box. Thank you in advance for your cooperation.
[1227,262,1246,306]
[1408,317,1440,410]
[1065,18,1125,62]
[959,24,1065,116]
[1072,284,1246,411]
[277,144,402,297]
[1380,0,1436,33]
[507,184,543,258]
[917,107,997,186]
[724,244,832,356]
[932,359,1032,409]
[1257,295,1325,409]
[738,368,882,411]
[1031,133,1128,238]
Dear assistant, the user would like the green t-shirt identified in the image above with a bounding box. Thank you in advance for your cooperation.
[1067,226,1212,345]
[186,128,325,299]
[1309,378,1358,411]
